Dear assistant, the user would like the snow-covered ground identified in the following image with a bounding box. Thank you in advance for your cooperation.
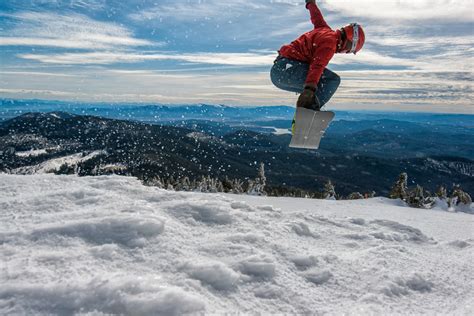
[12,150,106,174]
[15,149,49,158]
[1,174,473,315]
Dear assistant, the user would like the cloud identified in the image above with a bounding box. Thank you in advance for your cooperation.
[331,50,416,68]
[1,0,472,113]
[321,0,474,22]
[7,0,107,11]
[0,12,156,50]
[368,35,474,49]
[129,0,268,22]
[2,67,472,113]
[17,51,277,66]
[127,0,307,44]
[0,71,78,77]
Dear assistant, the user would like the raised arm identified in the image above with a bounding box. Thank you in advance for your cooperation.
[306,0,329,29]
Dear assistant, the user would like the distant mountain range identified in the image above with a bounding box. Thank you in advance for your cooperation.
[1,110,472,196]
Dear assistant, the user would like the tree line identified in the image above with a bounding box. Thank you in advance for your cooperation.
[56,160,472,211]
[389,172,472,210]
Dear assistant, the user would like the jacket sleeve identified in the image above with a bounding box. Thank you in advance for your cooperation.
[305,45,335,85]
[306,2,329,29]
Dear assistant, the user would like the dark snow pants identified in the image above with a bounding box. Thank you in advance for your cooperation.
[270,56,341,108]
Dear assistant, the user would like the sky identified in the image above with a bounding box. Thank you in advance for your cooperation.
[0,0,473,113]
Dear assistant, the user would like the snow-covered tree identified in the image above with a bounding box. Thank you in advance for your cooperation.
[147,176,163,188]
[323,180,336,200]
[257,163,266,189]
[246,179,255,195]
[254,163,267,195]
[216,179,224,193]
[449,184,472,207]
[208,176,219,193]
[436,185,447,199]
[246,163,267,196]
[175,177,191,191]
[222,176,233,193]
[166,176,176,191]
[231,179,244,194]
[389,172,408,201]
[408,185,435,209]
[196,176,208,192]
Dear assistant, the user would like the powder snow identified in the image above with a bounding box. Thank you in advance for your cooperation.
[0,174,472,315]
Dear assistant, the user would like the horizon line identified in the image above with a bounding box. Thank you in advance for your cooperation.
[1,98,473,116]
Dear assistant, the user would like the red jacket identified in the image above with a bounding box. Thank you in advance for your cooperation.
[278,3,339,85]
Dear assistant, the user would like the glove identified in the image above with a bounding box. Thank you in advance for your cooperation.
[297,87,320,111]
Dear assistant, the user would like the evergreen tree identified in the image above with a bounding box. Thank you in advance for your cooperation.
[231,179,244,194]
[257,162,267,193]
[191,179,198,191]
[216,179,224,193]
[323,180,336,200]
[449,184,472,207]
[175,177,191,191]
[389,172,408,201]
[246,179,256,195]
[436,185,447,199]
[253,163,267,196]
[208,176,218,193]
[196,176,208,192]
[183,177,191,191]
[222,176,233,193]
[408,185,435,209]
[166,176,176,191]
[408,185,424,208]
[147,176,163,188]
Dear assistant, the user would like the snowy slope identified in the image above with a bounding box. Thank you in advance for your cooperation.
[12,150,106,174]
[1,174,473,315]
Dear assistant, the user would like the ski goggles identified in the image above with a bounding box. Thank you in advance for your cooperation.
[349,23,360,54]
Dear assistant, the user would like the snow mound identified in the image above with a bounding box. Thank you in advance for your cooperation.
[383,273,434,296]
[370,219,432,243]
[289,255,319,270]
[1,174,473,315]
[30,216,165,247]
[237,255,276,280]
[447,239,471,249]
[302,269,333,285]
[0,277,204,316]
[291,222,320,238]
[167,200,233,225]
[349,217,366,225]
[181,261,240,291]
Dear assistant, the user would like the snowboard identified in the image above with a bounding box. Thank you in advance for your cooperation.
[289,108,335,150]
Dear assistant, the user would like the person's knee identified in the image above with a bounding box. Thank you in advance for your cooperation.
[270,65,281,87]
[271,65,294,91]
[329,72,341,89]
[270,68,285,90]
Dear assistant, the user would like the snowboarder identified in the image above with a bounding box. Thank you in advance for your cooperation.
[271,0,365,111]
